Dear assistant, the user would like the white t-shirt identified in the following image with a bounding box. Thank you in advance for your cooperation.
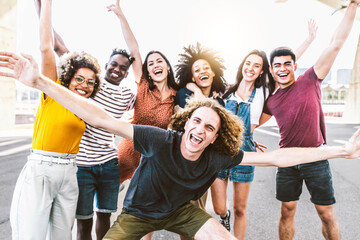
[227,86,269,125]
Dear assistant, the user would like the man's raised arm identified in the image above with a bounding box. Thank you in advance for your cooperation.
[314,0,359,79]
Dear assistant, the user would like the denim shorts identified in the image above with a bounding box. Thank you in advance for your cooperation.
[217,135,255,183]
[76,158,120,219]
[276,160,335,205]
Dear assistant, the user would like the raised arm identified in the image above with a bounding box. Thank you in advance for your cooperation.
[0,51,134,140]
[314,0,359,79]
[294,19,317,61]
[241,129,360,167]
[39,0,57,83]
[34,0,69,57]
[107,0,142,83]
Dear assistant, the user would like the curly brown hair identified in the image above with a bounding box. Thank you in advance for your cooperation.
[168,97,244,156]
[57,51,101,98]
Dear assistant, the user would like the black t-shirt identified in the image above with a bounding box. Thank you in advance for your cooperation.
[123,125,243,219]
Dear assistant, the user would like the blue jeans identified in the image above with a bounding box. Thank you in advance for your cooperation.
[217,135,255,183]
[76,158,120,219]
[276,160,335,205]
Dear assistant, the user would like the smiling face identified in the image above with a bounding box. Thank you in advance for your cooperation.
[270,55,297,89]
[104,54,131,85]
[181,106,220,161]
[191,59,215,93]
[242,54,263,83]
[68,68,95,98]
[146,53,170,83]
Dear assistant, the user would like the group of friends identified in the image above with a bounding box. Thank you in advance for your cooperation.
[1,0,360,239]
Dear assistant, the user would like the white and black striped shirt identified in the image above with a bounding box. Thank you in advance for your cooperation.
[76,81,135,166]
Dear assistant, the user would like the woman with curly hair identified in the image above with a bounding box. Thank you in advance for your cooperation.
[211,20,317,240]
[175,42,226,109]
[9,0,100,239]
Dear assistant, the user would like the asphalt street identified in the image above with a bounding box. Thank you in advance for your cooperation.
[0,123,359,239]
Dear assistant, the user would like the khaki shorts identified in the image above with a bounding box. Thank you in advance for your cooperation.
[104,203,212,240]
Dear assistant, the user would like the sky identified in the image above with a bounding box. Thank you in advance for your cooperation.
[15,0,360,88]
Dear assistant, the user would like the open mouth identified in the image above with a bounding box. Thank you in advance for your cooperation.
[199,75,209,80]
[245,72,255,77]
[76,88,88,96]
[190,133,203,144]
[154,69,163,76]
[110,71,120,78]
[278,73,288,78]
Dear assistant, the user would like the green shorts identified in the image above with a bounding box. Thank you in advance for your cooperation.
[103,203,212,240]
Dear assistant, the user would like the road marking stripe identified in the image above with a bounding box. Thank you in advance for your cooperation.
[333,140,347,145]
[0,139,25,147]
[255,128,280,137]
[0,144,32,157]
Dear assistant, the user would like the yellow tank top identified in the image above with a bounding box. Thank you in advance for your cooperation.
[32,90,86,154]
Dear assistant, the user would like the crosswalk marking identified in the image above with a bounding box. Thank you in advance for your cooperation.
[0,139,25,147]
[256,129,348,147]
[255,128,280,137]
[0,144,32,157]
[333,140,347,145]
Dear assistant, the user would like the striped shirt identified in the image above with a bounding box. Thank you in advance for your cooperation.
[76,80,135,166]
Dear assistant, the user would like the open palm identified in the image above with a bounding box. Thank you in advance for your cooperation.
[0,52,40,88]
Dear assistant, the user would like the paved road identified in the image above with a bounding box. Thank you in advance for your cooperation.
[0,123,359,239]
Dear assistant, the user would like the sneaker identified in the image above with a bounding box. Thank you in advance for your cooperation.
[219,209,231,231]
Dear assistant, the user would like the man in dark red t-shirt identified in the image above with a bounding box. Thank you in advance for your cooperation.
[261,1,360,239]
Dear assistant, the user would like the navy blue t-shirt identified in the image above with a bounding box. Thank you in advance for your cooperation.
[123,125,243,219]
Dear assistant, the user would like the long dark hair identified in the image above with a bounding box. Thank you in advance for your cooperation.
[175,42,227,94]
[223,50,275,99]
[142,50,179,91]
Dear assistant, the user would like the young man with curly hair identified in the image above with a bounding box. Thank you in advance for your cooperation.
[1,51,360,239]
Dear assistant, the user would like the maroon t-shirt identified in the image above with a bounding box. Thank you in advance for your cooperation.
[263,67,326,148]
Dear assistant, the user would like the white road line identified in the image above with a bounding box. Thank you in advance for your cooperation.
[255,128,280,137]
[0,139,25,147]
[0,144,32,157]
[333,140,347,145]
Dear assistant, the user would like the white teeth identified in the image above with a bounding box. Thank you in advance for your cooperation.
[246,73,254,77]
[200,75,208,80]
[111,73,119,78]
[154,70,162,74]
[190,134,203,144]
[77,89,86,95]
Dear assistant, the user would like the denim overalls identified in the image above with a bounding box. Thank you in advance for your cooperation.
[217,88,256,182]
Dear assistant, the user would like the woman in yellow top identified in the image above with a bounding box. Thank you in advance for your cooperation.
[9,0,101,239]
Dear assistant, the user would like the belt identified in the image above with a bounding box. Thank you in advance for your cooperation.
[28,152,76,165]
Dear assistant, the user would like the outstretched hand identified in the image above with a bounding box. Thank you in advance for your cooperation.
[307,19,318,42]
[0,51,40,88]
[344,129,360,159]
[107,0,122,16]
